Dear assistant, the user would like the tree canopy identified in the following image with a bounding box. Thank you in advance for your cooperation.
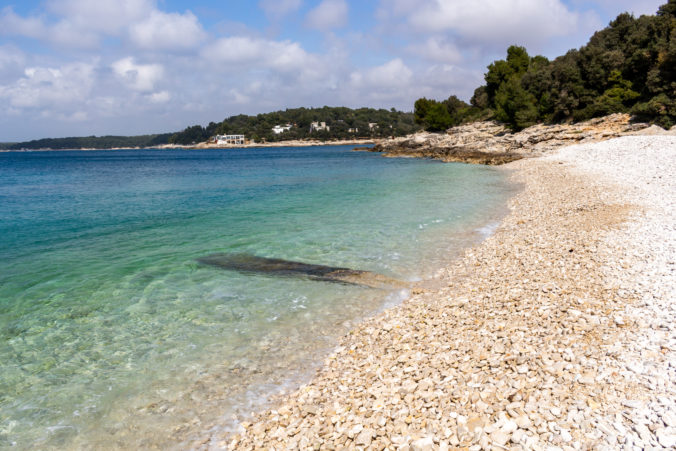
[1,134,173,150]
[168,106,420,145]
[415,1,676,131]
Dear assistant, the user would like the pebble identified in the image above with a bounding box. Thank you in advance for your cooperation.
[560,428,572,442]
[354,428,374,447]
[491,430,509,446]
[656,428,676,448]
[411,436,435,451]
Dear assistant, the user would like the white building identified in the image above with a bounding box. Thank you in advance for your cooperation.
[368,122,379,130]
[215,134,245,145]
[272,124,292,134]
[310,121,330,132]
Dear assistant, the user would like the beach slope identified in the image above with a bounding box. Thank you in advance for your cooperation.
[215,135,675,450]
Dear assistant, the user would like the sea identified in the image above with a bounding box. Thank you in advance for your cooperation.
[0,145,515,449]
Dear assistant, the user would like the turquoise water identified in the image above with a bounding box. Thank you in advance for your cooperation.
[0,146,513,449]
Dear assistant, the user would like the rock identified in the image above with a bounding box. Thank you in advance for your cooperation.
[354,428,374,447]
[458,416,485,444]
[511,429,525,444]
[623,400,641,409]
[587,398,601,410]
[661,412,676,428]
[301,404,318,416]
[411,436,435,451]
[656,429,676,448]
[347,423,363,439]
[516,415,532,429]
[467,416,485,434]
[502,419,518,434]
[560,428,572,442]
[367,113,646,165]
[491,430,510,446]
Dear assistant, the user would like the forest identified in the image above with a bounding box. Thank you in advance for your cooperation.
[0,134,173,151]
[1,107,419,150]
[167,106,420,145]
[415,1,676,131]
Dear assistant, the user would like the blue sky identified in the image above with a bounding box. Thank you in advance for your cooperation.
[0,0,666,141]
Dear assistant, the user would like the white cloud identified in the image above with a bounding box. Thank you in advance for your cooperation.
[0,62,95,109]
[46,0,154,35]
[204,36,317,74]
[409,37,463,64]
[305,0,348,30]
[350,58,413,89]
[0,7,44,39]
[112,57,164,92]
[129,10,206,50]
[580,0,664,17]
[229,88,251,104]
[259,0,302,19]
[0,45,26,80]
[148,90,171,103]
[2,1,206,50]
[418,64,484,100]
[0,2,138,48]
[50,19,101,48]
[379,0,581,49]
[57,110,89,122]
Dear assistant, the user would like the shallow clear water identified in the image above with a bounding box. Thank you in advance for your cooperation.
[0,146,513,449]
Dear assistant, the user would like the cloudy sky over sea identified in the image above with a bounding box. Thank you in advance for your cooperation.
[0,0,665,140]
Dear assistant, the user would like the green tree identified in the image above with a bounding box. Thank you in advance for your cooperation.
[632,93,675,128]
[494,77,539,130]
[425,102,453,131]
[414,98,434,125]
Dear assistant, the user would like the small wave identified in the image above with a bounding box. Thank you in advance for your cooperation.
[381,289,411,310]
[476,221,501,238]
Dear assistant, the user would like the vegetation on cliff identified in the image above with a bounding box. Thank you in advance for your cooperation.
[168,106,420,145]
[415,1,676,131]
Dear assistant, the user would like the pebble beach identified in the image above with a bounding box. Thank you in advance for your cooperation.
[210,135,675,450]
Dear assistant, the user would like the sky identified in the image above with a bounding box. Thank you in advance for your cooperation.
[0,0,666,141]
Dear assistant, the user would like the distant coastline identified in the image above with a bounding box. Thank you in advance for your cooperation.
[0,138,376,152]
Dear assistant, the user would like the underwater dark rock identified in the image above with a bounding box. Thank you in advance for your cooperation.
[196,253,406,289]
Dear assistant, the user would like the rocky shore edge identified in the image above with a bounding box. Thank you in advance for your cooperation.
[364,113,675,165]
[201,132,675,450]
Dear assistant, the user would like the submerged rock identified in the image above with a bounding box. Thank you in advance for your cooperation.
[196,253,407,289]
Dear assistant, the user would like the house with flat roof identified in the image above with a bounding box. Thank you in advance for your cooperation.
[272,124,292,134]
[310,121,330,132]
[215,134,245,145]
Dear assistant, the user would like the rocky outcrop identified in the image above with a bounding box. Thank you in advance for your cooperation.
[366,114,651,165]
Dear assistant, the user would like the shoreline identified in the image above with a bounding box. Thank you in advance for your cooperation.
[366,114,675,165]
[214,135,675,449]
[0,139,376,152]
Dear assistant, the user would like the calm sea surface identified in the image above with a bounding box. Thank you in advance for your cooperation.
[0,146,514,449]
